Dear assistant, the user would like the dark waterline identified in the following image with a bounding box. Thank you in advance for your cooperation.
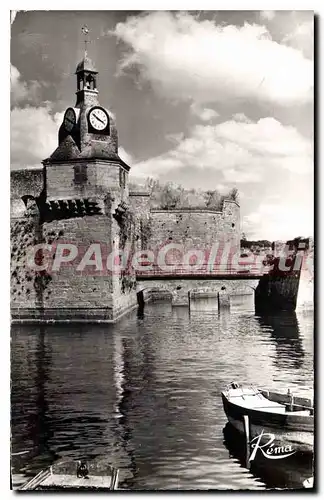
[11,294,314,490]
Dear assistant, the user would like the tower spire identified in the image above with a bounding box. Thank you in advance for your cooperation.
[81,24,89,57]
[75,25,98,106]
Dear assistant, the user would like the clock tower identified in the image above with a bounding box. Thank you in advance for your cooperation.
[43,48,129,201]
[38,45,137,322]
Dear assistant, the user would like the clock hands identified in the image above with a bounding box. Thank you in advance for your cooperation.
[92,113,105,125]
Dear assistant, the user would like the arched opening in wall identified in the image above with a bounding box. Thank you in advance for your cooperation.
[230,282,257,296]
[148,287,173,303]
[229,282,257,311]
[77,75,83,91]
[188,287,218,312]
[21,194,37,209]
[232,223,235,228]
[86,73,96,90]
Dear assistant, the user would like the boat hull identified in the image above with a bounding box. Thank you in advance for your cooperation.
[222,392,314,454]
[226,414,313,454]
[223,422,314,489]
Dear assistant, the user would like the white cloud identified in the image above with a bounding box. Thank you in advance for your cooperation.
[166,132,185,145]
[11,106,63,169]
[113,11,313,107]
[11,64,42,106]
[260,11,276,22]
[232,113,252,123]
[131,116,312,180]
[11,65,27,103]
[214,117,312,173]
[243,197,313,240]
[130,114,313,239]
[11,11,17,24]
[190,103,219,121]
[282,19,314,59]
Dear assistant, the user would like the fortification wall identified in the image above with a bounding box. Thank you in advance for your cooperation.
[11,168,44,199]
[146,200,240,264]
[10,170,241,322]
[11,211,40,311]
[11,168,44,218]
[129,191,151,254]
[10,196,138,322]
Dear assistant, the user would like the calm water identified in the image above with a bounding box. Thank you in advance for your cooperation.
[11,293,314,490]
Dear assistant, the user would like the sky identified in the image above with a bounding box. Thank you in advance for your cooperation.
[10,10,314,241]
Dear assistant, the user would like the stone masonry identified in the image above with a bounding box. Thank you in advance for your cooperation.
[10,53,242,323]
[137,279,258,306]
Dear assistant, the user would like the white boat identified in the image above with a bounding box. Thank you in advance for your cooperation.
[221,383,314,454]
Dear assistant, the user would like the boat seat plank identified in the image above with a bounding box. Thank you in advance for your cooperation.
[40,474,112,489]
[229,396,311,416]
[229,395,285,410]
[261,390,313,408]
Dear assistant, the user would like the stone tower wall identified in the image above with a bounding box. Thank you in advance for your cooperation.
[45,160,129,201]
[11,201,138,322]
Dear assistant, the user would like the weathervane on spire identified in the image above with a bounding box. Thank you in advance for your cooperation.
[81,24,90,56]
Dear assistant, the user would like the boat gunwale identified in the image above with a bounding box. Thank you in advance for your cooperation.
[221,390,314,430]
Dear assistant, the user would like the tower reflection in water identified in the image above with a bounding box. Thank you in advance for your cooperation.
[256,312,305,370]
[10,323,133,486]
[11,326,57,479]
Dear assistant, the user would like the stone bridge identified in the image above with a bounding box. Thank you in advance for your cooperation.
[136,278,259,306]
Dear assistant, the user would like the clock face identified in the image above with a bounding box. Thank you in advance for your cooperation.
[64,108,76,132]
[89,107,108,131]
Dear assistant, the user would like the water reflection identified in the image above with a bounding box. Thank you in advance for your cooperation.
[11,326,57,475]
[256,312,305,370]
[11,296,313,490]
[116,337,137,486]
[223,423,313,490]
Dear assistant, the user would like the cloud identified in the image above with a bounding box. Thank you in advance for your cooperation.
[11,11,17,24]
[282,19,314,59]
[131,116,312,180]
[10,64,63,170]
[11,106,63,170]
[11,64,43,107]
[113,11,313,107]
[232,113,252,123]
[260,11,276,22]
[130,114,313,239]
[166,132,185,145]
[214,117,312,173]
[243,197,313,240]
[190,103,219,122]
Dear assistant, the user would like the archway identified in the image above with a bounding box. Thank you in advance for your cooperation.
[136,285,173,305]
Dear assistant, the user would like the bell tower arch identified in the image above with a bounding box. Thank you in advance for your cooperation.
[75,52,99,107]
